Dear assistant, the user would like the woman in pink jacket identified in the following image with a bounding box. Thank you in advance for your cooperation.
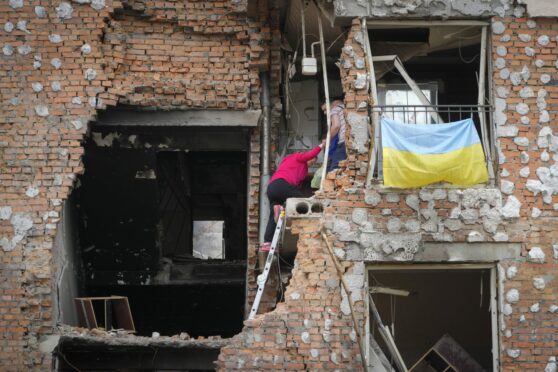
[261,140,325,251]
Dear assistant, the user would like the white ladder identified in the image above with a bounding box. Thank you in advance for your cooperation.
[248,209,285,320]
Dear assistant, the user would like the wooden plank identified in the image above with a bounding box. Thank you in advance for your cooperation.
[362,19,381,187]
[318,16,331,191]
[368,292,408,372]
[370,286,410,297]
[74,299,88,329]
[104,299,113,331]
[75,296,126,300]
[477,26,494,181]
[79,299,97,329]
[393,57,443,124]
[113,297,136,332]
[433,334,485,372]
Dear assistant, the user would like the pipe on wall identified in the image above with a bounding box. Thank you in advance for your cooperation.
[258,72,271,243]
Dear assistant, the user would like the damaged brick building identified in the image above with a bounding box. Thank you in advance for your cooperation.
[0,0,557,370]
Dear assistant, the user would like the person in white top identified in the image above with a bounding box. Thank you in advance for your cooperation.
[321,99,347,172]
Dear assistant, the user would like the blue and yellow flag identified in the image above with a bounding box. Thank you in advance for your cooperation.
[381,117,488,188]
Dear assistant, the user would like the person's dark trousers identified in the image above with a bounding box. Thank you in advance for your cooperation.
[264,178,304,242]
[327,142,347,172]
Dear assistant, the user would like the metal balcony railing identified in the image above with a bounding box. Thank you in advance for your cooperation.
[373,104,493,125]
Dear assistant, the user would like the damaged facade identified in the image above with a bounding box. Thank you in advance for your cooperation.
[0,0,557,370]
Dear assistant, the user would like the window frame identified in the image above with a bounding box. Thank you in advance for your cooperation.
[362,22,495,188]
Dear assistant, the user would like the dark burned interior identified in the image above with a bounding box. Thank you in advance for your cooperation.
[369,268,494,371]
[64,112,250,339]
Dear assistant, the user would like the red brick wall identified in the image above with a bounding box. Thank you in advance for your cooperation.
[219,15,558,372]
[0,0,276,368]
[492,16,558,371]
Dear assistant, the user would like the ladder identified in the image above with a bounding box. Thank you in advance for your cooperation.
[248,209,285,320]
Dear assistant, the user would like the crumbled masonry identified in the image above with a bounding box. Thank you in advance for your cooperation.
[1,0,557,370]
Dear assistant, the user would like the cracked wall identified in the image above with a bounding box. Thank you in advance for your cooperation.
[0,0,279,368]
[219,12,557,371]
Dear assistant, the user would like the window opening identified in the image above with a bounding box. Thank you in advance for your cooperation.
[378,83,438,124]
[363,25,494,186]
[192,220,225,259]
[367,265,497,372]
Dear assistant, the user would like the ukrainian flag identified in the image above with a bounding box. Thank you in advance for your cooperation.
[381,117,489,188]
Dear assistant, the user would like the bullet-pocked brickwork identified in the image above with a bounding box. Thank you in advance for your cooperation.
[0,0,278,368]
[1,0,557,370]
[219,14,557,372]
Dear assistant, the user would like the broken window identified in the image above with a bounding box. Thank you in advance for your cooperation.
[367,265,498,372]
[365,24,495,184]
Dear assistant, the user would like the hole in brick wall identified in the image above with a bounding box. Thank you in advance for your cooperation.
[310,203,323,214]
[58,117,252,340]
[295,202,309,214]
[368,266,495,371]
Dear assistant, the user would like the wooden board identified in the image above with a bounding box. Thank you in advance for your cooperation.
[74,296,135,332]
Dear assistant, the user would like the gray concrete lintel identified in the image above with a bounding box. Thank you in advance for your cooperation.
[96,109,262,127]
[523,0,558,18]
[330,0,511,21]
[414,242,521,262]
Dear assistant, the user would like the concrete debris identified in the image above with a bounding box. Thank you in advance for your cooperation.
[346,113,368,153]
[17,45,31,55]
[502,196,521,218]
[25,186,39,198]
[56,2,74,19]
[507,349,520,359]
[533,277,545,290]
[467,231,484,242]
[16,20,29,33]
[48,34,63,44]
[545,357,557,372]
[364,191,381,206]
[506,288,519,303]
[502,303,512,316]
[528,247,545,263]
[353,73,367,90]
[81,44,92,54]
[35,6,47,17]
[0,206,12,220]
[32,82,43,92]
[9,0,23,8]
[538,35,550,46]
[84,68,97,81]
[91,0,106,9]
[51,58,62,69]
[35,105,49,117]
[506,266,517,280]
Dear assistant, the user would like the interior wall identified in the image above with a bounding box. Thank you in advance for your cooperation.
[369,268,493,370]
[53,193,82,326]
